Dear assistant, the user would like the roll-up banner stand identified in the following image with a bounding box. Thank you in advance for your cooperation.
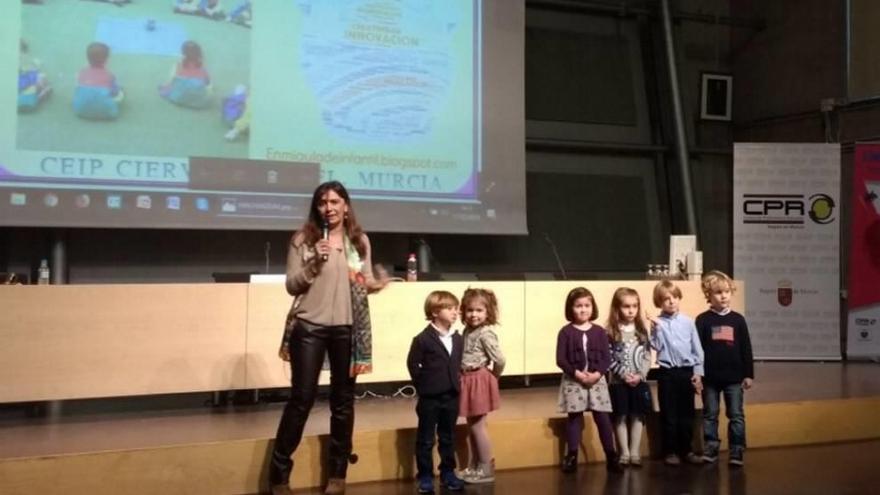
[847,143,880,360]
[733,143,841,360]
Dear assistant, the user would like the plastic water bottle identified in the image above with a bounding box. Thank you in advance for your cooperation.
[406,253,418,282]
[38,259,50,285]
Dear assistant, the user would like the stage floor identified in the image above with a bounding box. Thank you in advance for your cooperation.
[278,439,880,495]
[1,362,878,459]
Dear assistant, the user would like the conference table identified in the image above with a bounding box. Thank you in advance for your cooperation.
[0,280,742,403]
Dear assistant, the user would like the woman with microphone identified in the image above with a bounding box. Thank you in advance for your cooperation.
[270,181,388,495]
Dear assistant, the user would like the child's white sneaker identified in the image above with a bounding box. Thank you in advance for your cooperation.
[456,465,477,479]
[463,462,495,484]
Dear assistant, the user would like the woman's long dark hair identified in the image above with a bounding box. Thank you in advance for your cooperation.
[295,181,366,257]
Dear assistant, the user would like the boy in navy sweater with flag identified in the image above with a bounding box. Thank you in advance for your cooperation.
[695,270,754,467]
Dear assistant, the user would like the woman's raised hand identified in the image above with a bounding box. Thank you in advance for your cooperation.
[366,264,392,292]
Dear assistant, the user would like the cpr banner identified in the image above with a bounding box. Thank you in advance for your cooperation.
[733,143,840,359]
[847,143,880,359]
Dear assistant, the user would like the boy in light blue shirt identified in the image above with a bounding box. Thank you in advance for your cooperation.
[649,280,704,466]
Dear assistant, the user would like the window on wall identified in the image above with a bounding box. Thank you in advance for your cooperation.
[526,28,638,126]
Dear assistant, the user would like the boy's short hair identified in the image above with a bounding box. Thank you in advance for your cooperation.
[701,270,736,301]
[653,279,683,307]
[87,42,110,67]
[424,290,459,320]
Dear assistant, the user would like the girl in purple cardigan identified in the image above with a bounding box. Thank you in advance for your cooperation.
[556,287,621,473]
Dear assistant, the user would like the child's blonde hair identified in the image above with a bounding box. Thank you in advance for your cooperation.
[423,290,459,320]
[652,279,683,308]
[606,287,649,343]
[701,270,736,302]
[461,288,500,326]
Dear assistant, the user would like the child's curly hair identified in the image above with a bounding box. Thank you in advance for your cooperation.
[461,288,499,326]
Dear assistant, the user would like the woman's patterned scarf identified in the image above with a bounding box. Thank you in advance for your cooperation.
[344,235,372,377]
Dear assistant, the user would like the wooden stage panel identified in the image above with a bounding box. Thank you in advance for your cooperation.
[364,281,527,383]
[243,282,295,389]
[0,280,742,402]
[244,281,527,387]
[0,284,249,402]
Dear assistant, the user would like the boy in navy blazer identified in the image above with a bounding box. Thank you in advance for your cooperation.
[407,290,465,493]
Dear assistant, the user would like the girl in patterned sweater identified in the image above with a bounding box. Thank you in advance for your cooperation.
[606,287,653,467]
[458,288,506,484]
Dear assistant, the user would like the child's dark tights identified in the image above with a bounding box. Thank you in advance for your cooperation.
[566,411,616,459]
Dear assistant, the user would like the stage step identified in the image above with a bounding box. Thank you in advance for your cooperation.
[2,395,879,494]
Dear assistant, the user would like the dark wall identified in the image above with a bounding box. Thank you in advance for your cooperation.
[731,0,846,125]
[850,0,880,99]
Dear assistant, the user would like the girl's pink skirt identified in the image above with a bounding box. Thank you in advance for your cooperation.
[459,366,501,417]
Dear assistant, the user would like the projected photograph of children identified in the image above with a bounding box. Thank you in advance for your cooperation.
[16,0,252,158]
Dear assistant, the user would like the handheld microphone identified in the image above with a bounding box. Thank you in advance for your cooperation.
[321,220,330,261]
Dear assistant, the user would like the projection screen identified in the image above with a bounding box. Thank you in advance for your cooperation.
[1,0,525,234]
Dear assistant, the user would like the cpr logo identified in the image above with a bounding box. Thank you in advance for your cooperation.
[742,193,836,225]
